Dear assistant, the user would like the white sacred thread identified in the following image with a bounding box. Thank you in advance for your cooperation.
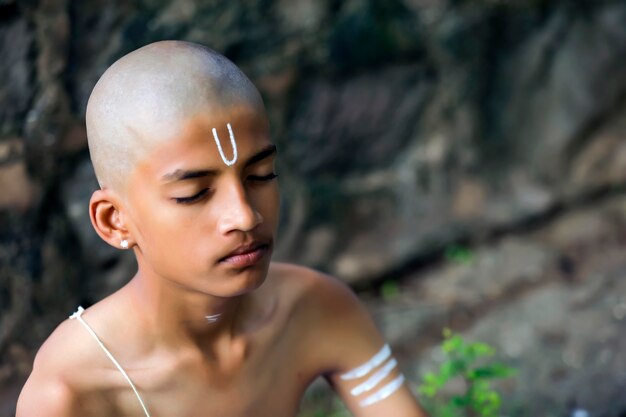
[350,358,398,396]
[359,374,405,407]
[212,123,238,166]
[69,307,151,417]
[205,314,221,323]
[340,344,391,380]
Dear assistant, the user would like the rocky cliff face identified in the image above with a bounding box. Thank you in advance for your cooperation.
[1,0,626,415]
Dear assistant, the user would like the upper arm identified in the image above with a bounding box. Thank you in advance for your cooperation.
[297,269,427,417]
[16,373,80,417]
[16,322,82,417]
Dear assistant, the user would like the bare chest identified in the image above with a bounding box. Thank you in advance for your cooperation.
[77,339,313,417]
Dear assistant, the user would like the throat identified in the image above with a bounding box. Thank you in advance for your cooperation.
[215,335,249,375]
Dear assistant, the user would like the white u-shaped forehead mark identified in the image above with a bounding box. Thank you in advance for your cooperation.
[212,123,238,166]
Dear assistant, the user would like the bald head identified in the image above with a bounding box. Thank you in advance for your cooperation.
[86,41,264,192]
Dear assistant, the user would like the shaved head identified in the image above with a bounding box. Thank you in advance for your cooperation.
[86,40,264,192]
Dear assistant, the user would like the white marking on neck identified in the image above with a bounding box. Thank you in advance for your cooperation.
[212,123,238,166]
[205,314,222,323]
[359,374,405,407]
[340,344,391,380]
[350,358,398,396]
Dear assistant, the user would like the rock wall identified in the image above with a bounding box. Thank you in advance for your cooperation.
[1,0,626,415]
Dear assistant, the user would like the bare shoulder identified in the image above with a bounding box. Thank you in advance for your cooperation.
[268,262,357,301]
[267,263,425,416]
[267,262,364,318]
[268,262,385,371]
[16,316,97,416]
[16,373,79,416]
[34,311,105,376]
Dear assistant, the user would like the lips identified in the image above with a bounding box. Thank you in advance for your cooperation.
[218,241,270,268]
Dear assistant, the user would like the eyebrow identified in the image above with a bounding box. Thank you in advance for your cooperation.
[161,144,277,183]
[161,169,217,183]
[244,144,277,168]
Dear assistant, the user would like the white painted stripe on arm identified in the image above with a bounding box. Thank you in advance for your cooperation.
[340,344,392,380]
[358,374,405,407]
[350,358,398,396]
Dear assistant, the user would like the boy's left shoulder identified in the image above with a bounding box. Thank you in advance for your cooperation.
[266,264,425,416]
[268,262,352,299]
[267,262,367,321]
[267,262,385,372]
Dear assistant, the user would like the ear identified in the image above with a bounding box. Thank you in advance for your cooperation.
[89,189,132,249]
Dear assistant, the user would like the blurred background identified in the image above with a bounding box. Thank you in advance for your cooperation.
[1,0,626,415]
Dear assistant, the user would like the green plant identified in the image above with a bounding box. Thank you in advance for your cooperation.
[380,280,400,300]
[444,245,475,265]
[418,329,516,417]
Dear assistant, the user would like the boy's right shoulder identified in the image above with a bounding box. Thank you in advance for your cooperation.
[16,311,105,416]
[16,367,79,416]
[34,309,106,375]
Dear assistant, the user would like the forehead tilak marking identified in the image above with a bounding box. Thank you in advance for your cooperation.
[212,123,238,166]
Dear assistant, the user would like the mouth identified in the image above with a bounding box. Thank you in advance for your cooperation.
[218,241,271,268]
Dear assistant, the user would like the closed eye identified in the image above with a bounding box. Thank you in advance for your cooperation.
[173,188,211,204]
[248,173,278,182]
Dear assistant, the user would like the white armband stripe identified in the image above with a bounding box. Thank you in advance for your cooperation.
[340,344,391,380]
[350,358,398,396]
[359,374,405,407]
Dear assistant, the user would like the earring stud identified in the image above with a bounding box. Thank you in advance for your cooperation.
[121,239,129,249]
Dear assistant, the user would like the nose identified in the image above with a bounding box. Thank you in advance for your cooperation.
[217,184,263,235]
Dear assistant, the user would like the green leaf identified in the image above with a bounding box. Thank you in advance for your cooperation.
[380,280,400,300]
[439,359,466,380]
[423,372,439,384]
[418,384,437,398]
[449,395,470,407]
[467,342,495,357]
[418,372,443,397]
[442,334,465,354]
[471,387,501,417]
[468,363,517,380]
[444,245,475,264]
[421,328,517,417]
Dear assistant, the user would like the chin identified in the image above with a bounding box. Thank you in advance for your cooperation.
[212,262,270,297]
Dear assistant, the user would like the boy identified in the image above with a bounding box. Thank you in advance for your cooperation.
[16,41,426,417]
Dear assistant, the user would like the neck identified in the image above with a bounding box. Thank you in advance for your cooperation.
[124,271,250,350]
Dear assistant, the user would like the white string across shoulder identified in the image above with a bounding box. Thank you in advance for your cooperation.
[212,123,238,166]
[339,344,406,407]
[70,307,151,417]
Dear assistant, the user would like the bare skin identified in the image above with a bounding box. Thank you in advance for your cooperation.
[16,41,427,417]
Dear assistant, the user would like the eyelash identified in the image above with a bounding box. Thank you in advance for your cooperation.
[173,173,278,205]
[248,173,279,182]
[174,189,211,204]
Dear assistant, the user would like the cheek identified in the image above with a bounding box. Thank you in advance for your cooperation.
[254,185,280,225]
[130,194,199,246]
